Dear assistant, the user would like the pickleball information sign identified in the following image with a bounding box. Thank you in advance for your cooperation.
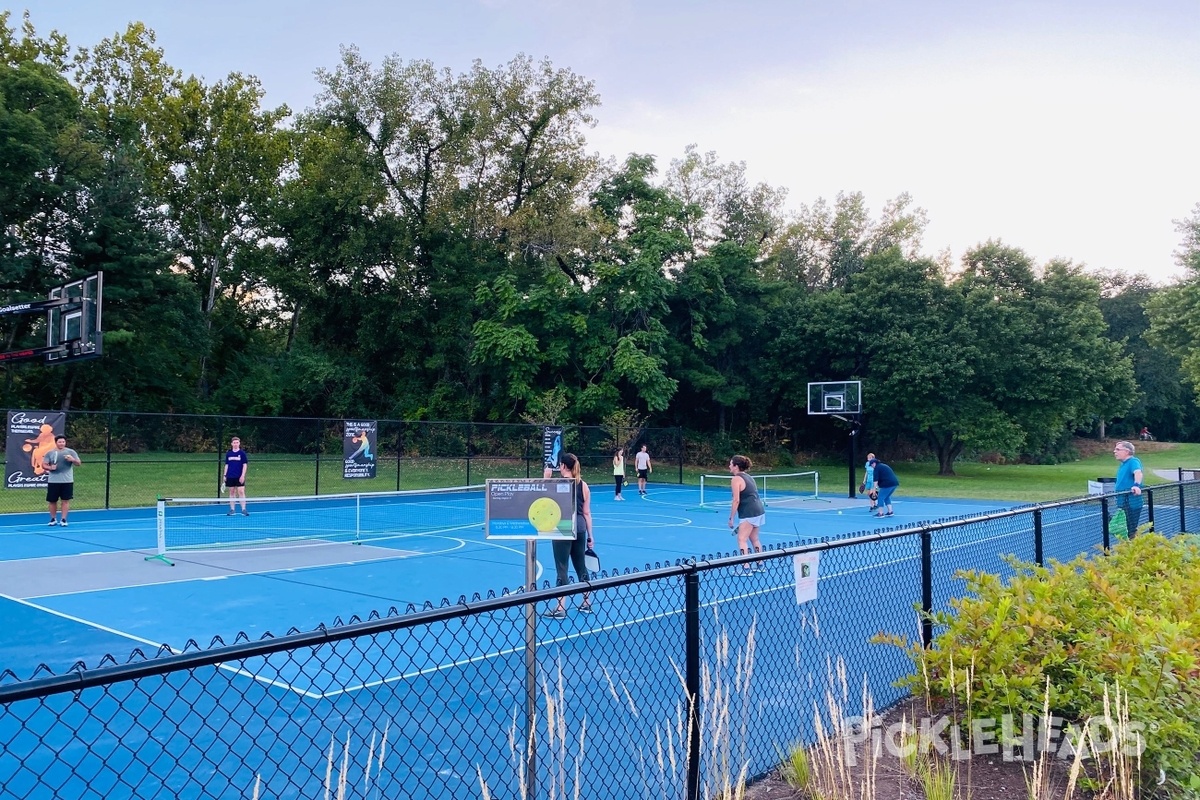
[485,477,577,540]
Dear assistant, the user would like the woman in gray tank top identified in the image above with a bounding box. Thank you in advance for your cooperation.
[728,455,765,572]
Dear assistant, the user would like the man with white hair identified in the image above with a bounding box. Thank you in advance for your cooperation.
[1112,440,1144,539]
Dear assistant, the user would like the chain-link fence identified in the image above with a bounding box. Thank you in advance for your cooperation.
[1,482,1197,800]
[0,411,686,513]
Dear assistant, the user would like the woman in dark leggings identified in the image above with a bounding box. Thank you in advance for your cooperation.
[544,452,594,618]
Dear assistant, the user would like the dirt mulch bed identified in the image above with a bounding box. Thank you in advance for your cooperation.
[745,697,1085,800]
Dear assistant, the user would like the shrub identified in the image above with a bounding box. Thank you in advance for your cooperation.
[881,534,1200,794]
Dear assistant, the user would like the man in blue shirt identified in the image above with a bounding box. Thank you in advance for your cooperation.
[869,457,900,518]
[224,437,249,516]
[1112,440,1144,539]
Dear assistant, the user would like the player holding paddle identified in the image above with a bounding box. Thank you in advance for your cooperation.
[544,452,594,619]
[728,455,765,574]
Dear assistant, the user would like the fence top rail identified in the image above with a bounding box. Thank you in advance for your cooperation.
[2,480,1194,703]
[49,408,683,431]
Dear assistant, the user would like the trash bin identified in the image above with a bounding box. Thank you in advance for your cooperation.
[1089,477,1116,496]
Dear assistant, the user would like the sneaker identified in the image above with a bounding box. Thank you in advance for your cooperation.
[226,510,235,516]
[60,521,68,527]
[47,519,58,526]
[752,565,766,573]
[578,603,594,614]
[733,568,755,577]
[242,510,250,516]
[542,608,567,620]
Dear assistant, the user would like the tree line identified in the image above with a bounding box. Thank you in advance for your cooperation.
[2,12,1199,473]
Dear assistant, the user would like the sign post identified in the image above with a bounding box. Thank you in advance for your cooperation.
[485,476,577,800]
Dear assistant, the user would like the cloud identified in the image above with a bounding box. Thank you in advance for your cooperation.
[588,30,1200,280]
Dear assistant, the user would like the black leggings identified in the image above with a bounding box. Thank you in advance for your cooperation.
[551,530,589,585]
[614,475,624,496]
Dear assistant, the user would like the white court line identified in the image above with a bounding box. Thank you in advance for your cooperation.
[325,599,690,698]
[0,591,323,699]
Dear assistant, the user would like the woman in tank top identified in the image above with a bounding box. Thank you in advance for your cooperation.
[544,452,594,619]
[613,447,626,500]
[728,455,765,572]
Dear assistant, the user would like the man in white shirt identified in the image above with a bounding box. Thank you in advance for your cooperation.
[634,445,652,495]
[45,436,81,526]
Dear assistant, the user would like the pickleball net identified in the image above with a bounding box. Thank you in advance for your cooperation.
[696,470,823,509]
[150,485,485,564]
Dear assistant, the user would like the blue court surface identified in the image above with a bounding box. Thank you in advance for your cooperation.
[0,483,1013,680]
[0,481,1119,800]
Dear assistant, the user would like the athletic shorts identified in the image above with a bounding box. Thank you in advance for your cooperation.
[637,469,649,479]
[737,513,765,528]
[46,483,74,503]
[225,477,245,488]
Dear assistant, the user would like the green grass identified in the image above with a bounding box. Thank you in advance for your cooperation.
[683,441,1200,503]
[6,441,1195,513]
[0,455,541,514]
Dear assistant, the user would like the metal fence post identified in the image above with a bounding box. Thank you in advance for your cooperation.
[920,530,933,648]
[1100,496,1110,551]
[678,426,684,485]
[1033,507,1043,567]
[1146,488,1154,533]
[104,411,113,509]
[1180,469,1188,534]
[396,425,404,491]
[314,419,322,495]
[685,569,701,800]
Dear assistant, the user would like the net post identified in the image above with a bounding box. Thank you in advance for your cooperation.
[144,497,175,566]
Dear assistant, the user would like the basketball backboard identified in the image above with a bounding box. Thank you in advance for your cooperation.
[46,272,102,364]
[807,381,862,415]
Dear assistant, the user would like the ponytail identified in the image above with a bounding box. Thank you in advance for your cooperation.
[560,452,582,480]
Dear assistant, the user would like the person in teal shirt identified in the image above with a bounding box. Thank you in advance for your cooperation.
[1112,440,1144,539]
[860,452,877,512]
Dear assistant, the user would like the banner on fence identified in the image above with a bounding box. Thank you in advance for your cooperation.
[6,410,66,489]
[485,477,576,540]
[343,420,377,479]
[542,426,563,470]
[793,552,820,604]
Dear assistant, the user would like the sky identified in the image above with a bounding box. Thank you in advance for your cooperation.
[13,0,1200,282]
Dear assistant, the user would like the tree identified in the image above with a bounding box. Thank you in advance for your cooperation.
[770,244,1134,473]
[769,192,928,289]
[1096,269,1197,440]
[0,58,99,370]
[77,26,292,399]
[1147,203,1200,407]
[663,144,786,254]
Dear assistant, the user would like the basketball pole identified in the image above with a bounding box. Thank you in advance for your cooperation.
[831,414,862,499]
[848,423,857,499]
